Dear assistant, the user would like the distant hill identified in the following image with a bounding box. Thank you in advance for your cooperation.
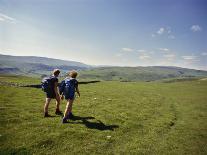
[1,54,207,81]
[0,54,91,76]
[79,66,207,81]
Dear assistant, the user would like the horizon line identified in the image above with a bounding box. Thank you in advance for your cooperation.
[0,53,206,71]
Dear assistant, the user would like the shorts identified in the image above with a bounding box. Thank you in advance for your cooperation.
[64,91,75,100]
[46,91,56,99]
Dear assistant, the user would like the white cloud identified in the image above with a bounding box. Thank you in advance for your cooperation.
[163,54,175,58]
[138,52,151,60]
[137,49,146,53]
[159,48,170,52]
[121,48,134,52]
[149,51,155,54]
[157,27,165,35]
[166,27,171,34]
[190,25,202,32]
[0,48,14,52]
[0,12,16,24]
[152,26,175,39]
[163,54,175,61]
[201,52,207,56]
[151,34,155,37]
[139,55,151,60]
[115,53,123,57]
[182,55,197,60]
[182,55,200,67]
[168,35,175,39]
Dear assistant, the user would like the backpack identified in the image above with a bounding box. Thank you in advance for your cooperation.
[59,80,66,95]
[41,76,54,93]
[64,78,77,95]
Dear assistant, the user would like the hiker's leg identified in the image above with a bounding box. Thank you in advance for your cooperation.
[64,99,74,118]
[68,99,74,114]
[44,98,51,114]
[55,95,61,112]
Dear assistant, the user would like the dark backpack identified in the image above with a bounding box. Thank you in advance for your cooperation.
[64,78,77,94]
[59,80,66,95]
[59,78,77,96]
[41,76,53,93]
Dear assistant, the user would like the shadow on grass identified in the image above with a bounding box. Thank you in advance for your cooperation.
[43,112,64,118]
[82,119,119,131]
[22,81,101,88]
[70,115,119,131]
[44,114,63,118]
[71,116,95,121]
[0,147,31,155]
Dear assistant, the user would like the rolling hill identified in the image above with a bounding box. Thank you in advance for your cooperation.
[78,66,207,81]
[0,54,91,76]
[1,54,207,81]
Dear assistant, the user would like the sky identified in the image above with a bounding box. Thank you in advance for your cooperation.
[0,0,207,70]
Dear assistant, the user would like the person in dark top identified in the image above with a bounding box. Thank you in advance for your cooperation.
[44,69,62,117]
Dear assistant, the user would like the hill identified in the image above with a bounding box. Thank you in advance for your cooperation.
[79,66,207,81]
[0,54,91,76]
[1,54,207,81]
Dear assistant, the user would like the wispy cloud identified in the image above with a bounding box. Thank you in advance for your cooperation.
[190,25,202,32]
[152,26,175,39]
[151,34,155,37]
[159,48,170,52]
[182,55,197,60]
[157,27,165,35]
[201,52,207,56]
[156,27,171,35]
[163,54,175,61]
[168,35,175,39]
[166,27,171,34]
[182,55,200,67]
[137,49,146,53]
[0,12,16,24]
[139,55,151,60]
[163,54,175,58]
[115,53,124,57]
[138,51,151,60]
[121,48,134,52]
[0,48,14,52]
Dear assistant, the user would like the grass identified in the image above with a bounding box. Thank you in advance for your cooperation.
[0,75,207,154]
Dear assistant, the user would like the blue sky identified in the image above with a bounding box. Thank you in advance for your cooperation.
[0,0,207,70]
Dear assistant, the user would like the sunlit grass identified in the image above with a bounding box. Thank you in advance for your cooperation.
[0,76,207,154]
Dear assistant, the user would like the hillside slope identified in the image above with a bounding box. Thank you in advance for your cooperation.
[1,54,207,81]
[0,54,91,76]
[79,66,207,81]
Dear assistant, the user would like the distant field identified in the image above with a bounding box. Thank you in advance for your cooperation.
[0,75,207,154]
[78,67,207,82]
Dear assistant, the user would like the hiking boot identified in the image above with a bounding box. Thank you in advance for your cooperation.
[55,110,63,115]
[44,113,51,117]
[67,112,74,119]
[62,117,68,124]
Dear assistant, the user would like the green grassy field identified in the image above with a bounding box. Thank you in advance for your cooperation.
[0,75,207,154]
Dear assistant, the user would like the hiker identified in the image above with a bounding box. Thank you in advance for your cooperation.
[42,69,62,117]
[60,70,80,123]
